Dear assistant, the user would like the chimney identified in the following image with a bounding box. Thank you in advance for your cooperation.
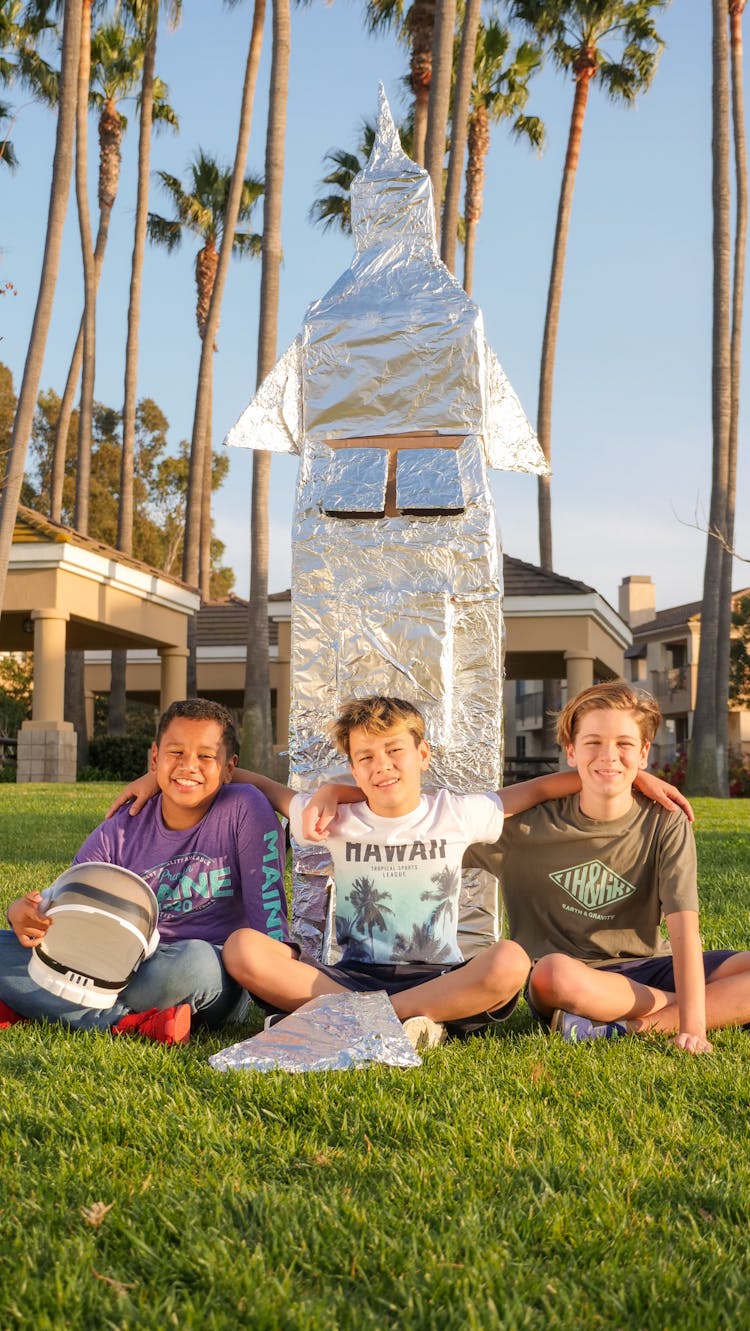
[619,576,656,628]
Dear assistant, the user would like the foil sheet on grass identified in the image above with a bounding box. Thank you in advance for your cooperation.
[208,990,421,1073]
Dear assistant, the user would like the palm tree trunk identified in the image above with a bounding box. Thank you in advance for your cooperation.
[462,105,488,296]
[52,96,121,522]
[686,0,733,796]
[184,0,266,689]
[536,55,595,571]
[423,0,456,241]
[119,0,157,557]
[463,219,476,294]
[716,0,747,767]
[441,0,480,273]
[408,0,436,166]
[199,374,213,601]
[0,0,82,609]
[242,0,289,774]
[108,647,127,734]
[74,0,95,537]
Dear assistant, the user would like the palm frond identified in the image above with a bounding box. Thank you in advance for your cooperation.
[146,212,183,251]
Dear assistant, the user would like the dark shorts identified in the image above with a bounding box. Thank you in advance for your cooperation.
[310,959,520,1037]
[597,948,737,990]
[526,949,738,1025]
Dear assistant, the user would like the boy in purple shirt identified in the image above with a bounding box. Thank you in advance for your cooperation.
[0,699,287,1044]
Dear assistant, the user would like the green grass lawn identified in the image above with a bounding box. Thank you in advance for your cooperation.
[1,787,750,1329]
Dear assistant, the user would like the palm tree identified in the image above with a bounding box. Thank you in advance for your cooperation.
[241,0,290,775]
[181,0,265,634]
[423,0,456,238]
[420,864,460,930]
[716,0,747,777]
[364,0,435,164]
[348,876,394,958]
[50,20,178,522]
[72,0,95,538]
[0,0,82,612]
[462,23,544,295]
[148,150,263,598]
[511,0,666,572]
[118,0,181,568]
[439,0,480,273]
[687,0,735,796]
[393,920,454,962]
[0,98,18,167]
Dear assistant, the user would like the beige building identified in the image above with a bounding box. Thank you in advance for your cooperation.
[2,507,199,780]
[84,556,631,772]
[1,509,632,780]
[619,575,750,765]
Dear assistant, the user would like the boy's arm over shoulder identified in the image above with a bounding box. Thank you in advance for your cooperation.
[496,769,694,822]
[498,770,581,818]
[106,767,297,820]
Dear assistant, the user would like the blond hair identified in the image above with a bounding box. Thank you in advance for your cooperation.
[329,696,426,758]
[556,681,661,748]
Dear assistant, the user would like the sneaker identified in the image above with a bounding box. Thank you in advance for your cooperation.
[402,1015,447,1052]
[263,1012,287,1030]
[0,999,28,1027]
[112,1005,191,1046]
[551,1009,627,1043]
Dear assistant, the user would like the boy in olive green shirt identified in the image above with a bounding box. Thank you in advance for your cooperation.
[468,681,750,1054]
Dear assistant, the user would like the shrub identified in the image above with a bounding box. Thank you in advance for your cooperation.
[728,751,750,798]
[650,751,688,790]
[651,749,750,797]
[84,735,150,782]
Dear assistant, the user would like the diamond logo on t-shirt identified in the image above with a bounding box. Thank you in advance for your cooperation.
[550,859,636,913]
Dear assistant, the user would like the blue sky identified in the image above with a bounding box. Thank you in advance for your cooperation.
[2,2,747,617]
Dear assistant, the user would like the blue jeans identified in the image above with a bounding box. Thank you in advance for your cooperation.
[0,930,248,1032]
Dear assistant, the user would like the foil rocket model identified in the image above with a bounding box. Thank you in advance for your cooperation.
[226,87,548,956]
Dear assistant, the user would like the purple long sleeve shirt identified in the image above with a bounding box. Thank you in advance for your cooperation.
[71,784,289,947]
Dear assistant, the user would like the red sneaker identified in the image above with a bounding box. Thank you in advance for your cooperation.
[112,1004,191,1046]
[0,999,28,1026]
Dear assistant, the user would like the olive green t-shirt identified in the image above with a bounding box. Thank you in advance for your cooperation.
[465,792,698,965]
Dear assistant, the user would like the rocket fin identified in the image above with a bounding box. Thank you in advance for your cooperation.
[224,337,303,455]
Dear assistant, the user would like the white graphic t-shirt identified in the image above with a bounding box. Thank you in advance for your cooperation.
[290,790,504,965]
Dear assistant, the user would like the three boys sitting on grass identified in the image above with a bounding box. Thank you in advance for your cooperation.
[216,685,750,1055]
[5,683,750,1055]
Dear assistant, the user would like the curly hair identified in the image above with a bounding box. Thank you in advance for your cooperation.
[155,698,239,759]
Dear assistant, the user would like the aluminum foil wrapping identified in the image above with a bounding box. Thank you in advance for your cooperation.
[226,87,547,957]
[208,990,421,1073]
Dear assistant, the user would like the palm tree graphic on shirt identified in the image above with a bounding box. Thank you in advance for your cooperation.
[392,920,455,964]
[420,865,460,933]
[347,876,394,960]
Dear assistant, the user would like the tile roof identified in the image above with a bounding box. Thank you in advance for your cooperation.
[13,505,195,591]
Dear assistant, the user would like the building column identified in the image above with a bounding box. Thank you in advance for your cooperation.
[159,646,190,711]
[17,609,77,783]
[564,652,595,700]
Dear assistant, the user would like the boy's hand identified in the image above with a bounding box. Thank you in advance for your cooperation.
[634,770,694,823]
[301,784,342,842]
[673,1030,713,1055]
[6,893,51,947]
[106,772,159,818]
